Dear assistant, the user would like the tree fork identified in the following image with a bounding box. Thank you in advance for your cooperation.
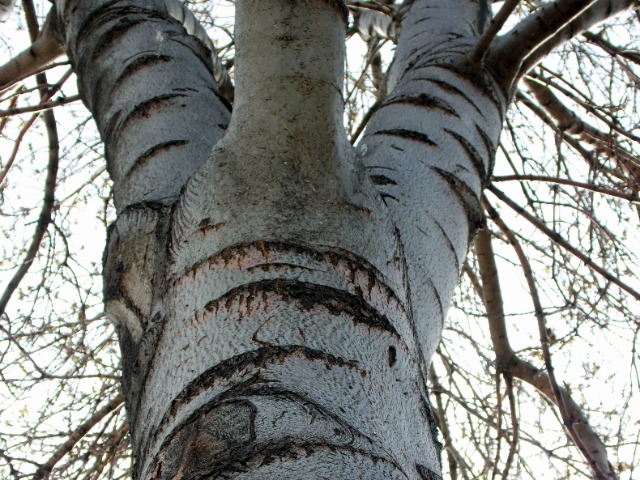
[102,0,442,478]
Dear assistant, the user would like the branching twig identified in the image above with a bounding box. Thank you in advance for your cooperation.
[488,185,640,302]
[470,0,521,64]
[31,394,125,480]
[0,0,60,318]
[482,198,618,479]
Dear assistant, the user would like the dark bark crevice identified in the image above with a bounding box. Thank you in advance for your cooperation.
[381,93,460,117]
[443,128,488,184]
[150,387,407,479]
[430,218,461,273]
[371,128,438,146]
[201,279,399,336]
[141,344,372,468]
[169,241,407,314]
[431,167,485,241]
[114,53,172,86]
[127,139,189,177]
[410,76,487,117]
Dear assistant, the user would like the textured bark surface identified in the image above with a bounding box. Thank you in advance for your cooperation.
[1,0,633,476]
[57,0,230,210]
[61,0,514,478]
[91,0,451,478]
[359,0,507,367]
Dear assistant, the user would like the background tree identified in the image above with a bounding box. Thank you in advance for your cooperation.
[0,0,639,479]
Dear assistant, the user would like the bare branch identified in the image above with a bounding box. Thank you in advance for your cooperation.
[0,113,39,186]
[528,69,640,143]
[162,0,234,102]
[31,394,125,480]
[492,0,599,80]
[501,375,519,480]
[488,184,640,301]
[479,201,618,479]
[350,1,398,41]
[473,228,516,369]
[492,174,640,202]
[0,9,64,91]
[469,0,521,64]
[0,0,16,21]
[0,0,60,318]
[517,0,638,77]
[583,31,640,66]
[0,94,81,117]
[429,364,472,480]
[524,77,640,187]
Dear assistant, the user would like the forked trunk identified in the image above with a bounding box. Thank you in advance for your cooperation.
[99,0,443,478]
[57,0,506,477]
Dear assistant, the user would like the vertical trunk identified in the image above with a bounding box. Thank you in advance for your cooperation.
[85,0,443,478]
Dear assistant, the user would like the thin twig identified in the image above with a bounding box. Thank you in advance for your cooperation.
[501,374,519,480]
[491,174,640,202]
[0,94,81,117]
[488,184,640,302]
[0,112,39,186]
[351,96,383,144]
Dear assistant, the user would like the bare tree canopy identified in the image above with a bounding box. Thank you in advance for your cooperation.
[0,0,639,479]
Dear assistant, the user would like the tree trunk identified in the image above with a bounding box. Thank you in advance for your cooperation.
[57,0,504,478]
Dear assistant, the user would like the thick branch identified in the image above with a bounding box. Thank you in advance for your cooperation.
[469,0,521,64]
[489,0,636,87]
[0,9,64,91]
[492,0,599,79]
[524,77,640,186]
[474,228,515,368]
[358,0,505,366]
[516,0,637,78]
[160,0,234,101]
[58,0,231,210]
[582,30,640,66]
[350,2,398,42]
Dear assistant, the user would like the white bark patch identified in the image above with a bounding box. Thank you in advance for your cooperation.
[360,49,506,364]
[59,0,230,210]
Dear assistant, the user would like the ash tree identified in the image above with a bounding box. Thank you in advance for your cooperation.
[0,0,639,479]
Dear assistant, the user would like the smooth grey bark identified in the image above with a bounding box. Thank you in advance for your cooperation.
[51,0,631,477]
